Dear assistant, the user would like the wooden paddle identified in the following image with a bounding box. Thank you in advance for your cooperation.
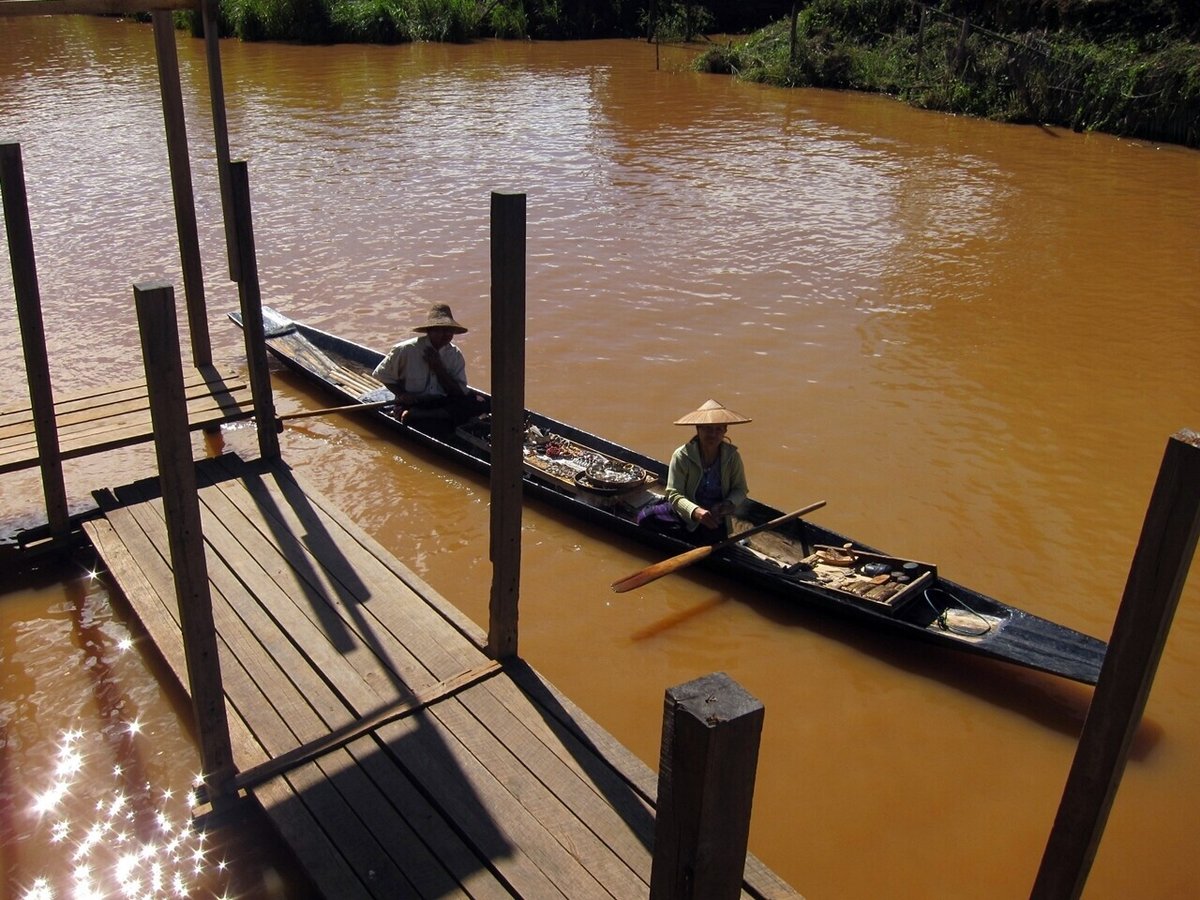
[276,398,394,427]
[610,500,827,594]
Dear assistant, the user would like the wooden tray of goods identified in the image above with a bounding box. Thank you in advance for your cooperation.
[797,545,936,615]
[457,419,652,497]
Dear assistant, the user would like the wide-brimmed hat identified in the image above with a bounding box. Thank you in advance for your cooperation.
[413,303,468,334]
[674,399,752,426]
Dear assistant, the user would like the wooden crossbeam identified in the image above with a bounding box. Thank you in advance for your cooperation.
[202,661,503,802]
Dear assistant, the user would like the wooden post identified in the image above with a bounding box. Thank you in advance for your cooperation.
[200,0,240,282]
[651,672,765,900]
[915,5,926,78]
[1031,429,1200,900]
[487,191,525,660]
[789,2,799,66]
[152,10,211,367]
[133,280,236,811]
[0,143,70,538]
[953,16,971,76]
[228,160,280,462]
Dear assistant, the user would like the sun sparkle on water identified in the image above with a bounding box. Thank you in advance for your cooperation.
[18,728,233,900]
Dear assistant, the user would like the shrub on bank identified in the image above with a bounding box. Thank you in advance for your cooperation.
[186,0,739,43]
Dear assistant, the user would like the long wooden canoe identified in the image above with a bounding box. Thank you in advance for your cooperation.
[230,307,1107,685]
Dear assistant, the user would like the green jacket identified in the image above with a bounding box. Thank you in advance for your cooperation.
[666,438,748,532]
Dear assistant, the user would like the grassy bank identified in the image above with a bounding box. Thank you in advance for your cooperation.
[176,0,1199,149]
[188,0,679,43]
[696,1,1200,148]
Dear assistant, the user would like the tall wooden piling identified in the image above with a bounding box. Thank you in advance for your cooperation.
[229,160,280,462]
[488,191,526,660]
[133,280,236,810]
[1031,429,1200,900]
[651,672,765,899]
[200,0,240,282]
[152,10,211,367]
[0,142,69,538]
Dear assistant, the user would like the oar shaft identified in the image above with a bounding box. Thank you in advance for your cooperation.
[714,499,827,550]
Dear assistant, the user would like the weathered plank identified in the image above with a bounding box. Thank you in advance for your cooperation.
[0,370,253,474]
[0,368,245,423]
[0,379,251,442]
[205,457,657,891]
[199,458,590,895]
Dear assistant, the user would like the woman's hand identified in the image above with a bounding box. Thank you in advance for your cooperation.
[693,507,721,530]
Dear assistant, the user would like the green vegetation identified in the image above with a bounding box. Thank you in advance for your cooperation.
[187,0,655,43]
[176,0,1199,148]
[696,1,1200,148]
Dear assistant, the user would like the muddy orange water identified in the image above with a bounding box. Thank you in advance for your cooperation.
[1,16,1198,899]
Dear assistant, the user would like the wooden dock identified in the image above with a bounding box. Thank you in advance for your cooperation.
[0,365,253,474]
[82,452,798,898]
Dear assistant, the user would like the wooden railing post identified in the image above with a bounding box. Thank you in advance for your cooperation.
[0,142,69,538]
[200,0,240,282]
[651,672,765,899]
[152,11,211,368]
[133,280,236,811]
[228,160,280,462]
[488,190,526,660]
[1032,429,1200,900]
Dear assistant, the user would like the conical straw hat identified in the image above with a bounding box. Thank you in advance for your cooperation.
[673,399,752,426]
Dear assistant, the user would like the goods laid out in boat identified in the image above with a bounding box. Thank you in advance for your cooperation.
[230,307,1107,685]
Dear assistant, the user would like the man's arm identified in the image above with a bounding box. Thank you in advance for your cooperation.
[424,345,467,397]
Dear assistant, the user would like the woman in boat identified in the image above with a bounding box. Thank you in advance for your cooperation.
[372,303,487,425]
[637,399,751,543]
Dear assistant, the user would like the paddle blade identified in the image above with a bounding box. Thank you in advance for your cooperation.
[611,545,714,593]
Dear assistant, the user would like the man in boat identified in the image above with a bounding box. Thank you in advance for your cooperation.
[371,303,488,425]
[637,399,751,544]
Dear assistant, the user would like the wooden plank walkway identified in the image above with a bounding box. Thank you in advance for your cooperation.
[0,366,254,474]
[82,452,799,899]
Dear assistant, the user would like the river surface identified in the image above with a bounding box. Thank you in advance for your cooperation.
[1,15,1198,899]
